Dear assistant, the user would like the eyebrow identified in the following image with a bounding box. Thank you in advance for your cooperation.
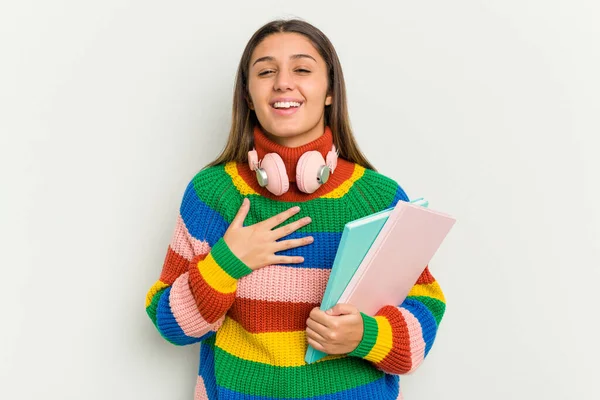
[252,54,317,67]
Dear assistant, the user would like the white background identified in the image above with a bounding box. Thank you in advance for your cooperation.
[1,1,599,399]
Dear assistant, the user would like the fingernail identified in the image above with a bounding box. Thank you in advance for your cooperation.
[294,206,301,212]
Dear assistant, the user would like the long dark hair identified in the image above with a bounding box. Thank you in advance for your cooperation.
[205,18,376,171]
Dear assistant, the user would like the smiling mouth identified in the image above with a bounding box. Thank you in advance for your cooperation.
[271,101,303,109]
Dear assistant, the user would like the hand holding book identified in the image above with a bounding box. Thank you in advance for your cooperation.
[305,198,456,364]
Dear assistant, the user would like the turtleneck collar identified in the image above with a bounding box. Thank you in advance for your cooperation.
[252,125,334,183]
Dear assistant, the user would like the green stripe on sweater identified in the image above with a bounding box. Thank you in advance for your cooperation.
[212,345,384,397]
[407,296,446,326]
[189,164,401,232]
[348,312,379,358]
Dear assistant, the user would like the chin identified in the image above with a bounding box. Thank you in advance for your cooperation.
[264,123,306,138]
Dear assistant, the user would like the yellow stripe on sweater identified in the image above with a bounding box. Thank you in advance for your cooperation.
[320,164,365,199]
[407,281,445,303]
[225,162,258,196]
[197,253,237,294]
[146,280,169,308]
[364,316,393,364]
[215,318,342,367]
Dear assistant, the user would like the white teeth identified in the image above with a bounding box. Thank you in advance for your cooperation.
[273,101,301,109]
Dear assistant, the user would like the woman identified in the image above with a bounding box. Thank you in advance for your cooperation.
[146,18,445,400]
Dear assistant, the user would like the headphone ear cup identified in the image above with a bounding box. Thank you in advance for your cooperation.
[248,149,259,170]
[296,151,326,194]
[326,145,338,173]
[261,153,289,195]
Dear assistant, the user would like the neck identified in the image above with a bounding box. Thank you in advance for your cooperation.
[262,124,325,148]
[252,125,334,183]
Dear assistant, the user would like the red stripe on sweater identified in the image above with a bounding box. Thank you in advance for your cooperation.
[415,266,435,285]
[374,305,413,374]
[228,298,318,333]
[160,246,190,285]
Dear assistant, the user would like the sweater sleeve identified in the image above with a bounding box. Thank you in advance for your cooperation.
[145,177,253,346]
[348,266,445,374]
[345,171,446,374]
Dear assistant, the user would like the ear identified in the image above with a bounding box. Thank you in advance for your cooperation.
[325,94,333,106]
[245,95,254,110]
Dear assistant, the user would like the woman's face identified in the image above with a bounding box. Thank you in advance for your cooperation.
[247,33,332,146]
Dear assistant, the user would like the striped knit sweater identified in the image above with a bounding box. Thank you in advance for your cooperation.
[145,126,446,399]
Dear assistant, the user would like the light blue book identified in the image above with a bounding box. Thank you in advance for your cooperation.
[304,197,429,364]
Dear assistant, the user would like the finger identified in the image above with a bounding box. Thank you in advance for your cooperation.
[230,198,250,228]
[308,307,331,326]
[306,336,326,353]
[268,255,305,265]
[326,303,358,316]
[306,318,330,339]
[306,326,327,344]
[273,236,314,252]
[271,216,312,240]
[261,206,301,230]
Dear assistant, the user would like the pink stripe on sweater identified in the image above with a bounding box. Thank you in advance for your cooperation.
[170,272,224,338]
[195,375,209,400]
[237,265,329,303]
[171,216,210,261]
[399,307,426,373]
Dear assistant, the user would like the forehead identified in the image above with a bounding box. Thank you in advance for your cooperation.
[251,33,321,63]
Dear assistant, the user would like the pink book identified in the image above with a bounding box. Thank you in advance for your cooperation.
[337,201,456,316]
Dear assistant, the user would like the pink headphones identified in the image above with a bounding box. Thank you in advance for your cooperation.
[248,145,339,195]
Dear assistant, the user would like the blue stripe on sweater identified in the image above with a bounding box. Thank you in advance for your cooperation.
[199,341,218,399]
[390,184,409,207]
[273,231,342,269]
[180,182,228,247]
[401,298,438,356]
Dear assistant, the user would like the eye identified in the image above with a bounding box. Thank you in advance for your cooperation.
[259,69,310,76]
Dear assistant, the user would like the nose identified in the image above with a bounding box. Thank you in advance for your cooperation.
[273,69,295,91]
